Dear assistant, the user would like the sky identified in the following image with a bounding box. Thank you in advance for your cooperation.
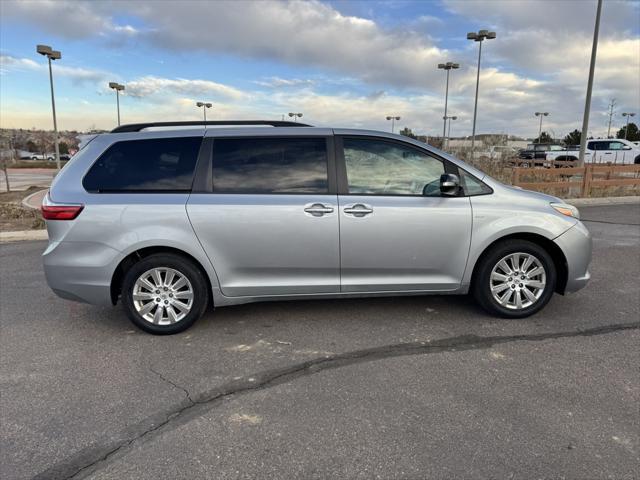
[0,0,638,138]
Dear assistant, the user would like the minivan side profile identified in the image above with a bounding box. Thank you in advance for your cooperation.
[42,121,591,334]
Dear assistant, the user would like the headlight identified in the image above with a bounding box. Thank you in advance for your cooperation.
[550,202,580,219]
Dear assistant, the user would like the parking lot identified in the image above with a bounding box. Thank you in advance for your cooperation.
[1,203,638,479]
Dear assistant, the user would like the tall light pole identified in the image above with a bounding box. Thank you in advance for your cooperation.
[438,62,460,145]
[467,29,496,155]
[621,112,636,139]
[196,102,212,122]
[36,44,62,171]
[288,112,303,122]
[108,82,125,126]
[534,112,549,143]
[446,115,457,150]
[578,0,602,166]
[386,115,401,133]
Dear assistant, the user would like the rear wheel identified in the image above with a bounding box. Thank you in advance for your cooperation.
[472,240,556,318]
[122,253,208,334]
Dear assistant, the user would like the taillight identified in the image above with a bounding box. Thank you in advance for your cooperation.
[41,193,84,220]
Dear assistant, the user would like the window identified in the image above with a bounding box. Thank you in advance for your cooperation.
[608,141,625,150]
[83,137,202,192]
[212,137,328,194]
[459,169,492,196]
[343,138,445,196]
[587,141,606,151]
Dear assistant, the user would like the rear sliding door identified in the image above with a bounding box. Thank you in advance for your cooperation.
[187,134,340,297]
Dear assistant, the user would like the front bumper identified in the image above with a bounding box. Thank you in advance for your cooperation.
[553,221,592,293]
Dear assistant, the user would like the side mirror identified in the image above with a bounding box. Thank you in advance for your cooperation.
[440,173,460,196]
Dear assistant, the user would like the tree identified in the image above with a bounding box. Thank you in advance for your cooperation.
[58,141,69,155]
[563,129,581,146]
[534,131,553,143]
[399,127,417,139]
[26,140,38,153]
[616,122,640,141]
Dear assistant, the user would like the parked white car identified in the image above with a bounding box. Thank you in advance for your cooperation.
[546,139,640,164]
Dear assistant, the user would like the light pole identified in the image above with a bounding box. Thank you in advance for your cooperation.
[578,0,602,166]
[386,115,401,133]
[438,62,460,146]
[108,82,125,126]
[622,112,636,140]
[196,102,212,122]
[467,29,496,155]
[288,112,303,122]
[446,115,457,150]
[36,44,62,171]
[534,112,549,143]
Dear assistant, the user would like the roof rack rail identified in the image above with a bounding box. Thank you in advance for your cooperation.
[111,120,311,133]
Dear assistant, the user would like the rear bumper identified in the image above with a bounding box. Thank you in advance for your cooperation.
[43,240,121,306]
[553,221,592,293]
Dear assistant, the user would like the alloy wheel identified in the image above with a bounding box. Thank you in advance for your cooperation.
[132,267,194,325]
[489,252,547,310]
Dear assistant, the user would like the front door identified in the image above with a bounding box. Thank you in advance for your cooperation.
[188,134,340,297]
[336,137,472,292]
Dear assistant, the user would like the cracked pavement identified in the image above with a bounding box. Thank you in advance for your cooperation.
[1,204,639,479]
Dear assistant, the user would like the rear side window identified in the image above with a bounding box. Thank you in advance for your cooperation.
[212,137,328,194]
[83,137,202,192]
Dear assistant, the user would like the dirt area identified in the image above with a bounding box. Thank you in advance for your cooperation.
[0,187,45,231]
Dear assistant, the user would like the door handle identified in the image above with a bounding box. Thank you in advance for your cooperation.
[343,203,374,217]
[304,203,334,217]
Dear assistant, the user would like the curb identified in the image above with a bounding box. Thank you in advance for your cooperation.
[0,230,48,243]
[563,196,640,206]
[21,188,48,210]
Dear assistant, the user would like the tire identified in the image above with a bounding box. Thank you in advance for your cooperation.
[121,253,208,334]
[472,239,556,318]
[634,156,640,165]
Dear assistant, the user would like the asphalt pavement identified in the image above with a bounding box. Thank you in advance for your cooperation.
[1,204,639,480]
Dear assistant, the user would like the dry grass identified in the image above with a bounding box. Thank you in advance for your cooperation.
[0,186,44,230]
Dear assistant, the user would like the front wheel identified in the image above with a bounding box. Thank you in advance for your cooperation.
[121,253,209,334]
[472,240,556,318]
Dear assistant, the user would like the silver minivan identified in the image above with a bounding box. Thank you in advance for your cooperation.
[42,121,591,334]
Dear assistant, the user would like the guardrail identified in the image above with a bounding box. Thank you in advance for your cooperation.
[511,163,640,197]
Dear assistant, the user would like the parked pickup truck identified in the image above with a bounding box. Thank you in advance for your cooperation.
[546,139,640,164]
[518,143,565,161]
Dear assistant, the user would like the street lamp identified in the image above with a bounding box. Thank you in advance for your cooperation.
[288,112,303,122]
[438,62,460,146]
[467,29,496,154]
[622,112,636,140]
[196,102,212,122]
[534,112,549,143]
[108,82,125,126]
[445,115,458,150]
[36,44,62,171]
[386,115,401,133]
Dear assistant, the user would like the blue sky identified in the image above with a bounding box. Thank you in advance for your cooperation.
[1,0,638,138]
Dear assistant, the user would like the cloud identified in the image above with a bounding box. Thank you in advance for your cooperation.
[124,76,248,101]
[3,0,448,89]
[254,77,316,88]
[0,54,107,84]
[1,0,638,138]
[2,0,118,39]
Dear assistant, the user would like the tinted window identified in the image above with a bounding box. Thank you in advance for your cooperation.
[343,138,445,196]
[459,169,492,196]
[588,141,606,151]
[212,138,328,194]
[83,137,202,192]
